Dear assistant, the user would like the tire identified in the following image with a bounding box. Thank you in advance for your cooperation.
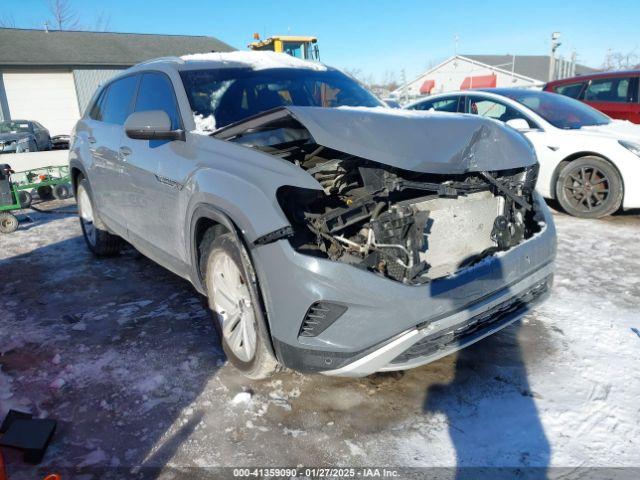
[53,183,71,199]
[76,177,123,256]
[555,156,623,219]
[0,212,19,233]
[18,190,32,208]
[37,185,54,201]
[202,231,279,379]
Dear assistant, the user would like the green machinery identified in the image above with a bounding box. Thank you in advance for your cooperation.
[0,164,72,233]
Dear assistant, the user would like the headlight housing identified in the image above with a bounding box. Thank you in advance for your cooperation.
[619,140,640,157]
[16,137,32,153]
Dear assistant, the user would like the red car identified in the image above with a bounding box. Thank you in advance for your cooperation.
[544,70,640,123]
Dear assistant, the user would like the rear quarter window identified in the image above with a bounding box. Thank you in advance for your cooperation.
[100,75,139,125]
[89,87,109,121]
[554,82,586,99]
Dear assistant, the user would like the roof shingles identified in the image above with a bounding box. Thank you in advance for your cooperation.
[461,54,598,81]
[0,28,235,67]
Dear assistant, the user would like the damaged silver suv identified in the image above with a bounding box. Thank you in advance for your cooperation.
[69,52,556,379]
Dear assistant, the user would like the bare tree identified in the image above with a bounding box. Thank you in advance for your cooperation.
[0,13,16,27]
[48,0,81,30]
[602,49,640,71]
[380,70,399,91]
[343,68,375,88]
[92,11,111,32]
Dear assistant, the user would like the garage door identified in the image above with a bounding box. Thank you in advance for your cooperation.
[2,71,80,136]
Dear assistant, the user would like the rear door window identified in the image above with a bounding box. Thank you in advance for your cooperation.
[584,77,631,103]
[89,88,108,121]
[101,75,139,125]
[134,72,182,130]
[554,82,586,99]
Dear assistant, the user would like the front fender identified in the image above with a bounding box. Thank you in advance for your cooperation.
[182,135,322,243]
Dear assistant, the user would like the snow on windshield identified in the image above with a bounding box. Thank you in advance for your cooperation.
[192,113,217,134]
[180,51,327,72]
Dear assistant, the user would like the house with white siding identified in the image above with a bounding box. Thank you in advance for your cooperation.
[0,28,235,135]
[392,54,598,102]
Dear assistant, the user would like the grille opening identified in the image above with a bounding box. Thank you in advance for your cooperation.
[391,276,551,364]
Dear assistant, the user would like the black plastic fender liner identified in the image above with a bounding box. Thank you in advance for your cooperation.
[187,203,279,361]
[188,203,245,294]
[68,158,89,197]
[253,226,294,246]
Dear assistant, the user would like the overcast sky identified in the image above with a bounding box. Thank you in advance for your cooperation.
[3,0,638,82]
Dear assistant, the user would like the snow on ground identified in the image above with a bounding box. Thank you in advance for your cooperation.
[0,200,639,478]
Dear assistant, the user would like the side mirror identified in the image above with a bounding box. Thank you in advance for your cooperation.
[505,118,531,131]
[124,110,185,141]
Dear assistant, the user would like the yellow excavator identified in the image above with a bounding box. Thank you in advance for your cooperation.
[248,33,320,61]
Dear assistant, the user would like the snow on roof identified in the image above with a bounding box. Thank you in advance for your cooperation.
[180,51,327,71]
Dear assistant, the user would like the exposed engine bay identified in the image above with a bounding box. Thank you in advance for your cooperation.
[215,108,543,285]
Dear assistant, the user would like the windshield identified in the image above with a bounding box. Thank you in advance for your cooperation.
[502,90,610,129]
[0,121,31,134]
[179,68,382,130]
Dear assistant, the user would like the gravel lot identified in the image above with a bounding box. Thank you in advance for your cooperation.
[1,199,639,479]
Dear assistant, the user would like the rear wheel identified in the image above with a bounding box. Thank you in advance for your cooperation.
[53,183,71,199]
[0,212,19,233]
[555,156,623,218]
[37,185,54,201]
[203,232,278,379]
[18,190,32,208]
[77,178,122,256]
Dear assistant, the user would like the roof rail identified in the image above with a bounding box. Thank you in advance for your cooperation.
[135,56,184,66]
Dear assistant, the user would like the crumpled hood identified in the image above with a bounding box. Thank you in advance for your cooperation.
[0,131,32,143]
[285,106,537,174]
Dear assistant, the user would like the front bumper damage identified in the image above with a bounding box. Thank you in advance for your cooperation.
[217,105,555,376]
[252,192,556,377]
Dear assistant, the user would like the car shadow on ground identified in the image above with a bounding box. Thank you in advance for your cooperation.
[0,235,225,478]
[423,257,550,479]
[423,322,551,479]
[1,222,556,476]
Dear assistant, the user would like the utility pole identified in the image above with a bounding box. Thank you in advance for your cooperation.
[549,32,561,81]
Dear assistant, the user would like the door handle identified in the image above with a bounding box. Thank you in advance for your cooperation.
[88,136,96,144]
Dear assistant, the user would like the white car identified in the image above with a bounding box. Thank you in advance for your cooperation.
[406,88,640,218]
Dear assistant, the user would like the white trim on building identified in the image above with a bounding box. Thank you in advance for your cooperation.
[393,55,543,101]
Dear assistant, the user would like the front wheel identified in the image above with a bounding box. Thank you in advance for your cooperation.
[0,212,19,233]
[203,232,279,379]
[555,156,623,219]
[77,178,123,256]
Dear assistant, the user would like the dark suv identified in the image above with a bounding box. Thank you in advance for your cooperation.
[544,70,640,123]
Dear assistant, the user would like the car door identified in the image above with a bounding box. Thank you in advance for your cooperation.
[30,122,46,150]
[119,71,188,263]
[582,76,634,121]
[86,74,139,232]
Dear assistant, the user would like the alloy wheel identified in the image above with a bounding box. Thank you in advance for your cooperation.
[562,165,610,213]
[77,186,97,246]
[210,251,257,362]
